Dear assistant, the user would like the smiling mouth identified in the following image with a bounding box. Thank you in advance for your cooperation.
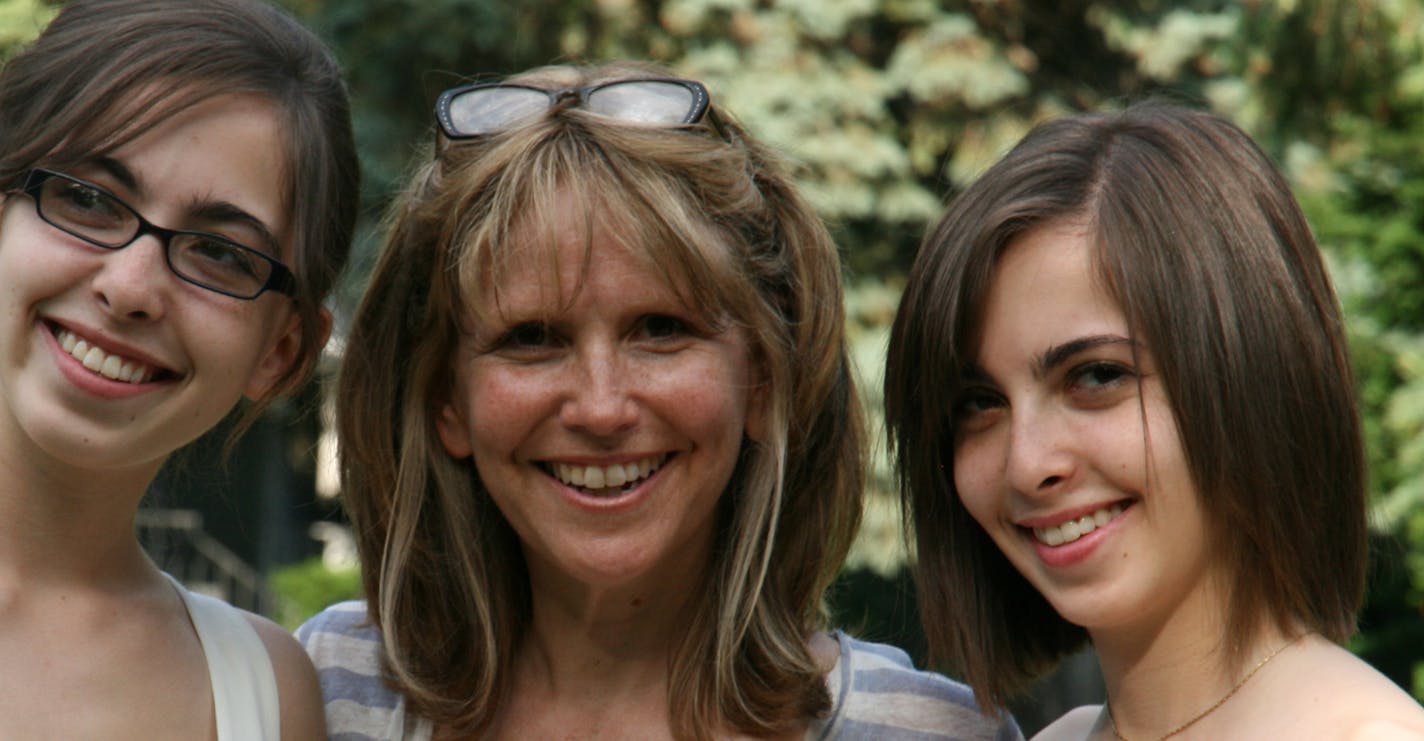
[51,326,173,385]
[1031,503,1127,547]
[543,454,669,497]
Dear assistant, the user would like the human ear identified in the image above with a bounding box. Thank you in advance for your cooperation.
[435,400,474,459]
[243,307,316,400]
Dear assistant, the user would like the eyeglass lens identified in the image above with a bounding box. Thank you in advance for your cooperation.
[584,82,698,124]
[35,172,277,298]
[446,87,552,137]
[445,80,702,138]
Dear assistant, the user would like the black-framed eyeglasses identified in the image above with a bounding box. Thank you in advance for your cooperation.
[10,169,295,300]
[435,77,727,140]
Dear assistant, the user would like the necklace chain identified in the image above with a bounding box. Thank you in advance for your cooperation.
[1105,632,1308,741]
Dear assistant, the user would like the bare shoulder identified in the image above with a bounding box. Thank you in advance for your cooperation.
[1346,719,1424,741]
[242,612,327,741]
[1032,705,1102,740]
[1267,637,1424,738]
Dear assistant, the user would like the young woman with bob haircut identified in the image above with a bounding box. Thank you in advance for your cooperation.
[885,102,1424,739]
[299,61,1019,740]
[0,0,358,738]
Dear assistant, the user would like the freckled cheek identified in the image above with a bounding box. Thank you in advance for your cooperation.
[463,369,553,453]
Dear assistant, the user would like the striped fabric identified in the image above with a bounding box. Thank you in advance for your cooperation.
[812,634,1022,740]
[298,601,1021,740]
[295,601,432,741]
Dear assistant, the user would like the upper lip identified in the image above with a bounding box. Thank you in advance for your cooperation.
[1015,499,1132,530]
[45,319,179,376]
[539,453,669,466]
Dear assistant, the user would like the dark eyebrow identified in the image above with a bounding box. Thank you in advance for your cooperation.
[1035,335,1135,378]
[87,156,283,257]
[89,156,140,194]
[187,201,283,257]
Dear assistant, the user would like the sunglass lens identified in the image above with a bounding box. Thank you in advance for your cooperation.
[447,86,551,137]
[587,81,700,125]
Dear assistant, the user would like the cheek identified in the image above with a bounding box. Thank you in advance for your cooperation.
[952,439,1000,525]
[681,368,756,455]
[1103,391,1184,491]
[462,367,546,458]
[1141,408,1194,501]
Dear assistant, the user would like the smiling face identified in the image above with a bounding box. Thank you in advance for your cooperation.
[951,220,1216,634]
[0,92,302,476]
[435,215,764,596]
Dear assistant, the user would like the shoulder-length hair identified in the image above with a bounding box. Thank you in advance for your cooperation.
[0,0,358,404]
[885,101,1364,710]
[338,61,864,738]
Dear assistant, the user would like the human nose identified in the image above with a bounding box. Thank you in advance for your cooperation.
[89,234,170,321]
[559,343,638,437]
[1003,405,1077,497]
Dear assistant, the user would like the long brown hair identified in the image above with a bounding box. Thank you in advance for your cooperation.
[885,101,1365,710]
[338,62,864,738]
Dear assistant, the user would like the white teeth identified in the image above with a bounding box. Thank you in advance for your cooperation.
[1033,503,1125,547]
[550,455,666,494]
[82,345,105,371]
[52,328,157,385]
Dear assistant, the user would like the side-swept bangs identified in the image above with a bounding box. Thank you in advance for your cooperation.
[888,102,1364,711]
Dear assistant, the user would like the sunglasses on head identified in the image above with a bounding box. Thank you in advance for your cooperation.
[435,77,727,140]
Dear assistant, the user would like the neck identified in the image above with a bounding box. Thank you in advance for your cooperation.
[516,544,713,705]
[0,419,162,588]
[1092,606,1298,740]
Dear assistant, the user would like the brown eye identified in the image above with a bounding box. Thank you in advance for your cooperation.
[46,180,125,228]
[504,322,552,349]
[952,387,1004,428]
[1067,362,1132,392]
[640,314,688,340]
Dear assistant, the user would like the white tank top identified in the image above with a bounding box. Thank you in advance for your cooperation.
[167,575,282,740]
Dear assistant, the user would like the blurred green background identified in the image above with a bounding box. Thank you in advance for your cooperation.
[6,0,1421,726]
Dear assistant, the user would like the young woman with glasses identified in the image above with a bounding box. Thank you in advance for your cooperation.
[885,102,1424,740]
[0,0,357,737]
[297,61,1020,740]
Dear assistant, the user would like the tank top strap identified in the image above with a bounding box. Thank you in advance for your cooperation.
[165,573,281,740]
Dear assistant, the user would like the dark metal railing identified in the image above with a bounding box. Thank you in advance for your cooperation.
[135,508,269,614]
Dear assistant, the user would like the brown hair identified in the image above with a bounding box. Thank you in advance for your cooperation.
[885,101,1365,710]
[338,62,864,738]
[0,0,358,401]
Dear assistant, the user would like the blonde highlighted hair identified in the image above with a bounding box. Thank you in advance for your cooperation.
[337,62,863,738]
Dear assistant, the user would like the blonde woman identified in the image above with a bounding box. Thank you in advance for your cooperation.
[299,62,1020,740]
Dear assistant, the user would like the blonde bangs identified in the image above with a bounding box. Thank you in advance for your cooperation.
[433,116,759,337]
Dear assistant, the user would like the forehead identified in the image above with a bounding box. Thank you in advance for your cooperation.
[971,221,1129,358]
[472,179,734,300]
[467,201,705,319]
[59,87,293,252]
[75,92,292,256]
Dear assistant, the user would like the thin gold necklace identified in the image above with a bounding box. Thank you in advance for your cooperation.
[1104,632,1309,741]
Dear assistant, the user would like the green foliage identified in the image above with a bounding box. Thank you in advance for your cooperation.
[261,0,1424,704]
[268,557,363,630]
[0,0,53,62]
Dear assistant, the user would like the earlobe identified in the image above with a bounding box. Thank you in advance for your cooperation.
[243,309,309,400]
[435,402,474,459]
